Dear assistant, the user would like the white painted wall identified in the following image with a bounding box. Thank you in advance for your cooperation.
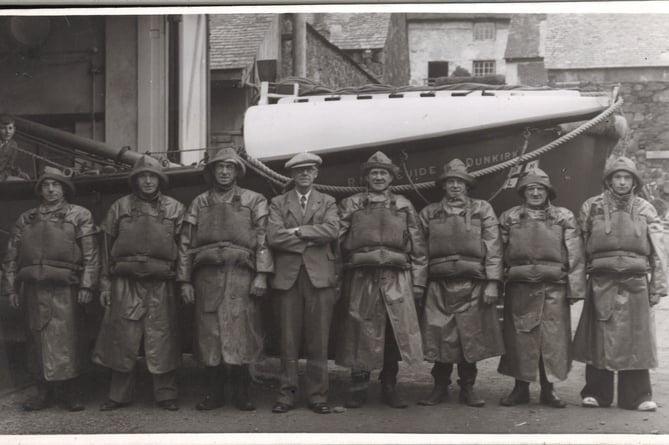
[408,20,509,86]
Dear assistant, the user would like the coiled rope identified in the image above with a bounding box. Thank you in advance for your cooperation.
[240,96,623,196]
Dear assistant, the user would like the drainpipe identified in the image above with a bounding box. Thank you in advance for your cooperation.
[292,13,307,77]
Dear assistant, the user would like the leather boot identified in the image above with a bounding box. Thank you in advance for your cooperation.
[232,365,255,411]
[381,383,408,409]
[540,383,566,408]
[196,366,225,411]
[418,383,450,406]
[23,381,53,411]
[459,384,485,407]
[500,381,530,406]
[344,390,367,409]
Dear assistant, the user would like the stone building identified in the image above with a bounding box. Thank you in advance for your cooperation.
[406,13,512,86]
[309,13,410,85]
[504,14,547,86]
[543,14,669,203]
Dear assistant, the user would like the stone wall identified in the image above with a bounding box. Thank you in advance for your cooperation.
[305,25,378,89]
[281,22,378,89]
[381,13,411,86]
[551,74,669,207]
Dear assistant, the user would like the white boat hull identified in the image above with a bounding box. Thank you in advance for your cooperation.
[243,90,612,160]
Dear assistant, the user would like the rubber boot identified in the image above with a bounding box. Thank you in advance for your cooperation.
[344,370,369,409]
[500,380,530,406]
[59,378,85,412]
[539,358,566,408]
[459,384,485,407]
[540,382,567,408]
[457,362,485,407]
[23,380,53,411]
[418,362,452,406]
[381,383,408,409]
[232,365,255,411]
[418,383,448,406]
[196,365,225,411]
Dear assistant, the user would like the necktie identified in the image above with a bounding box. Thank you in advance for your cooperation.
[300,195,307,213]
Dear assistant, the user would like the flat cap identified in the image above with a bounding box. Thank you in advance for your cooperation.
[285,152,322,170]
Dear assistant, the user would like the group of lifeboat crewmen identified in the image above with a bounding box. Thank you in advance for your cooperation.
[2,145,665,416]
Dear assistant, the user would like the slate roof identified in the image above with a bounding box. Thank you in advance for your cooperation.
[505,14,545,60]
[209,14,274,70]
[311,13,391,50]
[406,13,513,21]
[544,14,669,69]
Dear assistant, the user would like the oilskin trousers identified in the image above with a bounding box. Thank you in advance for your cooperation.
[351,316,402,390]
[581,365,652,409]
[277,266,336,406]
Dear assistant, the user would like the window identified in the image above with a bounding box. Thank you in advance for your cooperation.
[427,61,449,86]
[473,60,496,77]
[473,22,495,40]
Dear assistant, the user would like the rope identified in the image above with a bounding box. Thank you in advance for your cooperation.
[400,149,431,205]
[10,136,71,170]
[240,96,624,196]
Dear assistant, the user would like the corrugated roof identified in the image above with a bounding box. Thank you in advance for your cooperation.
[208,14,274,70]
[311,13,391,50]
[505,14,545,60]
[545,14,669,69]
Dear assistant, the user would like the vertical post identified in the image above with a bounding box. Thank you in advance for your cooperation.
[178,14,208,166]
[292,13,307,78]
[137,15,169,155]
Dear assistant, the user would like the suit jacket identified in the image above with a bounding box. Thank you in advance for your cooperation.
[267,188,339,290]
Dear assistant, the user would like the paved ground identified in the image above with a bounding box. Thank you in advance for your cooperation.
[0,304,668,441]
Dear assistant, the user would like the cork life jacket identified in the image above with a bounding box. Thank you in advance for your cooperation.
[586,197,650,274]
[427,199,486,279]
[505,206,567,282]
[344,196,409,269]
[111,198,178,279]
[190,192,256,270]
[17,207,82,284]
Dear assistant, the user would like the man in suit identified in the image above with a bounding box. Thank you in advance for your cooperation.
[267,152,340,414]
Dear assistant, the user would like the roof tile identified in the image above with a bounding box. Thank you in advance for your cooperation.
[505,14,545,60]
[312,13,391,50]
[209,14,275,70]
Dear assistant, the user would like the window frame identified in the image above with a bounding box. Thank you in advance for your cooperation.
[472,60,496,77]
[473,22,496,41]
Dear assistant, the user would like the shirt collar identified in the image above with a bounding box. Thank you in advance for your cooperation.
[296,189,312,202]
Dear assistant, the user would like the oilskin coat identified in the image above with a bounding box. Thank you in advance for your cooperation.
[418,197,504,364]
[1,202,99,381]
[573,191,667,371]
[335,191,427,371]
[93,193,185,374]
[497,205,586,382]
[177,185,273,366]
